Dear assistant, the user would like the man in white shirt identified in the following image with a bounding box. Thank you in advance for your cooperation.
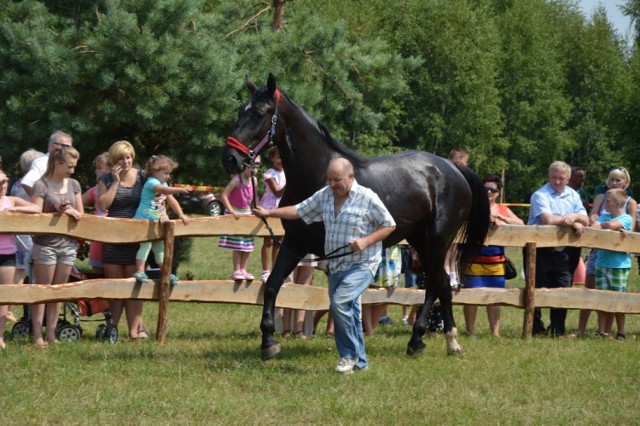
[21,130,73,196]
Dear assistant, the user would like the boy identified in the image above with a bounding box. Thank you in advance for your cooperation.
[591,188,633,340]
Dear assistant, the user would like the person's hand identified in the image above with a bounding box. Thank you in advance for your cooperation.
[111,164,122,182]
[178,186,191,194]
[64,207,82,220]
[180,214,190,225]
[348,238,367,253]
[559,214,578,227]
[572,222,585,236]
[252,206,269,218]
[160,214,170,224]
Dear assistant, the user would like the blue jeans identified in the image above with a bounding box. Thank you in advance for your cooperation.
[328,263,374,370]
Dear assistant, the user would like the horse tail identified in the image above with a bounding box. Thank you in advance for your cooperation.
[456,165,490,250]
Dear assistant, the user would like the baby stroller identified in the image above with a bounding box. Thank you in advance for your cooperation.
[11,254,118,343]
[57,267,118,343]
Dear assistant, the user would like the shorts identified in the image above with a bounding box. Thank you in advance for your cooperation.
[586,249,598,276]
[31,242,79,266]
[298,253,318,267]
[595,266,629,292]
[0,253,17,267]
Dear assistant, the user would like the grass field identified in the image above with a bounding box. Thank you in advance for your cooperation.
[1,235,639,425]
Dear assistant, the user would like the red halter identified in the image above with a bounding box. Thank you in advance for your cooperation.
[226,89,281,161]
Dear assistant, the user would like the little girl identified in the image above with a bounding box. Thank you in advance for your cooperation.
[0,169,40,349]
[132,155,190,284]
[219,157,261,280]
[259,147,286,281]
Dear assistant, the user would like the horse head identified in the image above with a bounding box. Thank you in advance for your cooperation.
[222,73,281,174]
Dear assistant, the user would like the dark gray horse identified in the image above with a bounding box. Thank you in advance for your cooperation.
[223,74,489,360]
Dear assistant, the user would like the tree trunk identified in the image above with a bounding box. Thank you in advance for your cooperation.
[272,0,286,31]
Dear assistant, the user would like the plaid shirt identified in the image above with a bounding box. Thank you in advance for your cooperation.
[296,180,395,275]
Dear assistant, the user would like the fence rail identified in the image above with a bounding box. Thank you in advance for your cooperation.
[1,213,639,341]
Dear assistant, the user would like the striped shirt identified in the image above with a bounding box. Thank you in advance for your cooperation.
[296,180,395,275]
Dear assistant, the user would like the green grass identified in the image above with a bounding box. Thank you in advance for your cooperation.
[1,236,639,424]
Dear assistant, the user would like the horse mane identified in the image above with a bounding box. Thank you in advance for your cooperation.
[278,89,364,163]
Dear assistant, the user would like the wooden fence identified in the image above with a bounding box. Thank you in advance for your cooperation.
[1,213,639,341]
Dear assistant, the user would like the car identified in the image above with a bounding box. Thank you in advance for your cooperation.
[175,187,224,217]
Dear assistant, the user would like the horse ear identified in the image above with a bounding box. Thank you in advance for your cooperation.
[267,73,277,98]
[246,75,258,94]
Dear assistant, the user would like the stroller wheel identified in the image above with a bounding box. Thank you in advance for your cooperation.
[96,324,107,340]
[12,320,31,340]
[57,324,82,342]
[105,324,118,344]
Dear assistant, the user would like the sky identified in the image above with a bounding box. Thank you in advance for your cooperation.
[578,0,635,42]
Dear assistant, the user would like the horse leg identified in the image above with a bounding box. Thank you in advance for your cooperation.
[406,288,436,357]
[439,278,464,356]
[260,244,300,361]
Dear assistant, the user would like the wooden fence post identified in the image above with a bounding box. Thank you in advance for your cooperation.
[156,221,175,343]
[522,242,536,339]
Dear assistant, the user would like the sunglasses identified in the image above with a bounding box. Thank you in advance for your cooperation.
[485,187,499,193]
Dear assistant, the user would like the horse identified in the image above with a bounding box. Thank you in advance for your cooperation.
[223,73,490,361]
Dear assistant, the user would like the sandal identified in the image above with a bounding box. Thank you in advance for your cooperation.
[616,333,626,341]
[242,269,254,280]
[136,327,149,339]
[231,270,244,280]
[282,330,292,338]
[34,338,48,348]
[133,272,148,282]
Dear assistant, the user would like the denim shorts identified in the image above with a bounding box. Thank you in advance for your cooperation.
[31,243,78,266]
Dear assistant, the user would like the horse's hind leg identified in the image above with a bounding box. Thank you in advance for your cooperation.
[260,242,299,361]
[439,281,464,356]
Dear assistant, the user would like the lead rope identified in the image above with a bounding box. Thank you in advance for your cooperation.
[248,166,351,263]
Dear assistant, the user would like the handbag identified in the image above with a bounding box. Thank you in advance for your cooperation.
[504,258,517,280]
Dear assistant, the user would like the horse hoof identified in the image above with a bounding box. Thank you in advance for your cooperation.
[261,343,281,361]
[406,343,425,357]
[447,347,465,357]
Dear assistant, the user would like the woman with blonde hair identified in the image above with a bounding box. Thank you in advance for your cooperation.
[98,141,149,339]
[30,146,83,347]
[573,166,637,338]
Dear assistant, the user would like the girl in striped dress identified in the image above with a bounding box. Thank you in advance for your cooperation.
[218,157,261,280]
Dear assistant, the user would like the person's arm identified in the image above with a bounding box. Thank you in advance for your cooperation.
[5,196,41,213]
[220,177,240,219]
[63,191,83,220]
[81,188,94,207]
[601,219,623,231]
[349,225,396,253]
[153,184,191,196]
[98,168,122,211]
[266,177,285,198]
[626,198,637,231]
[165,194,190,225]
[493,206,524,226]
[589,194,605,224]
[252,205,300,220]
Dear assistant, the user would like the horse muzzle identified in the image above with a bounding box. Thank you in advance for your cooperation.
[221,145,246,174]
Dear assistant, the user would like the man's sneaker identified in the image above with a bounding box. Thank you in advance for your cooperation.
[402,315,410,326]
[133,272,148,283]
[170,274,179,286]
[353,365,369,372]
[335,357,358,374]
